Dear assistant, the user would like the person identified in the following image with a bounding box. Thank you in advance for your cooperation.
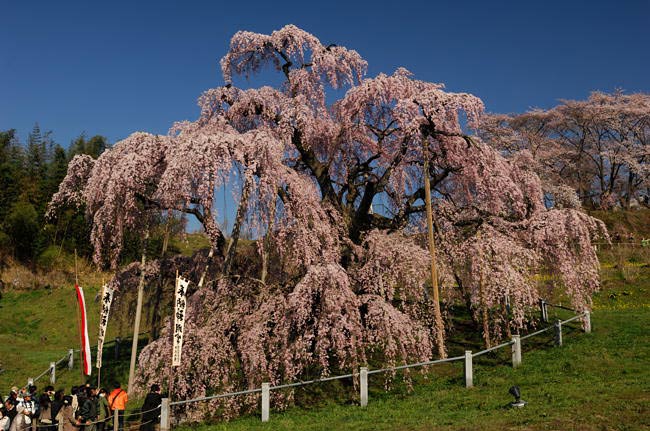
[28,386,39,431]
[0,409,10,431]
[3,399,16,424]
[95,390,109,431]
[56,396,78,431]
[5,390,18,410]
[50,391,65,431]
[139,385,161,431]
[6,388,17,399]
[77,388,97,431]
[8,404,30,431]
[36,387,53,431]
[106,384,126,431]
[17,393,34,430]
[70,386,79,416]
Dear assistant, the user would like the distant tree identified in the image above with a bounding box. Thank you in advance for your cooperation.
[482,92,650,209]
[69,134,108,159]
[0,130,23,224]
[5,201,39,263]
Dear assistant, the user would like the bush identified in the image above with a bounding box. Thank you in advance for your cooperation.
[5,201,39,262]
[36,245,62,272]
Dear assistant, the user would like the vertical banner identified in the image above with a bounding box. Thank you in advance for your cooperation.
[75,284,92,375]
[96,284,114,369]
[172,276,190,367]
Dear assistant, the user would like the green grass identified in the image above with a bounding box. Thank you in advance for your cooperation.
[170,232,212,256]
[172,304,649,431]
[2,212,649,430]
[0,281,150,407]
[172,245,650,431]
[589,208,650,240]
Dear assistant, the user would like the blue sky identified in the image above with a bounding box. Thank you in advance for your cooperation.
[2,0,648,149]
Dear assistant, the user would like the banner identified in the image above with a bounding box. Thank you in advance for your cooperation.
[172,275,190,367]
[75,284,92,375]
[96,284,114,369]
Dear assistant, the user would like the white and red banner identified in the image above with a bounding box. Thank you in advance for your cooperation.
[96,284,114,369]
[172,275,190,367]
[75,284,92,375]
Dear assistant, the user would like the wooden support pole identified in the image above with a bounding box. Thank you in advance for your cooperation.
[127,231,148,395]
[423,155,446,358]
[555,320,563,346]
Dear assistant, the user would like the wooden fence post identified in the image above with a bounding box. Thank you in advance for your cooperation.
[584,311,591,334]
[360,367,368,407]
[511,335,522,368]
[68,349,74,370]
[50,362,56,384]
[113,410,119,431]
[160,398,170,431]
[554,320,563,346]
[464,351,473,388]
[261,383,270,422]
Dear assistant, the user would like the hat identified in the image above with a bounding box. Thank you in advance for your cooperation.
[10,387,18,394]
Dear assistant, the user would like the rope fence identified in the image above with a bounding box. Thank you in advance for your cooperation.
[11,300,591,429]
[158,304,592,429]
[23,332,149,387]
[18,403,161,431]
[367,355,465,375]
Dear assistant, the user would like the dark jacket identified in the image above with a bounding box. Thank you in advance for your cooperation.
[50,400,63,425]
[78,397,97,422]
[140,392,162,422]
[3,405,16,422]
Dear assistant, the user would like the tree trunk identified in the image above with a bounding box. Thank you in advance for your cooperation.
[224,172,254,275]
[260,203,276,284]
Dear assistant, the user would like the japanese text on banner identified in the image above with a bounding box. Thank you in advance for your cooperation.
[172,276,190,366]
[96,285,114,369]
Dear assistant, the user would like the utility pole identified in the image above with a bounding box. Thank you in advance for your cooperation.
[423,152,447,358]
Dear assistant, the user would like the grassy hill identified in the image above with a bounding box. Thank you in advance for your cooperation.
[1,213,649,430]
[180,309,650,431]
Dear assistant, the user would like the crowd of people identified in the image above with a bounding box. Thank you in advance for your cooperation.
[0,383,161,431]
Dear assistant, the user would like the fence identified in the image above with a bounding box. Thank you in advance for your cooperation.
[23,333,146,387]
[158,302,591,429]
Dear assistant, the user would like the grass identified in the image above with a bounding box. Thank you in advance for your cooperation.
[589,208,650,240]
[170,232,212,256]
[173,306,649,431]
[1,214,649,429]
[172,243,650,431]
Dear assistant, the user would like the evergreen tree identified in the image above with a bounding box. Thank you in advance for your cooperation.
[69,134,108,159]
[0,130,23,226]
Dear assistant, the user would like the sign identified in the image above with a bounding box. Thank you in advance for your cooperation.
[172,275,190,367]
[96,284,114,369]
